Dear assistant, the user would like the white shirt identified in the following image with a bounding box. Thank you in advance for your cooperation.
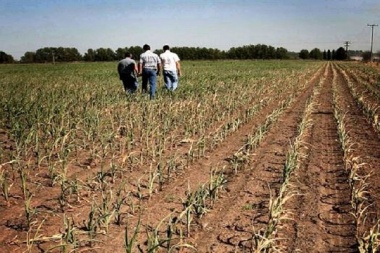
[160,50,180,71]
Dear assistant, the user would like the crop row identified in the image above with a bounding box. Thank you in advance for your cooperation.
[332,63,380,252]
[0,61,325,252]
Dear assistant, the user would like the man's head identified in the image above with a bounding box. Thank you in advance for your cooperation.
[143,44,150,51]
[163,45,170,51]
[125,52,132,58]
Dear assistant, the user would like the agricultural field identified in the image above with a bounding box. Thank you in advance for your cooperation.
[1,60,380,253]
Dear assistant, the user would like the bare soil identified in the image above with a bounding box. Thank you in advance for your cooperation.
[1,62,380,253]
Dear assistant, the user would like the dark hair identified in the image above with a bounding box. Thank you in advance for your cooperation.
[143,44,150,51]
[124,52,132,58]
[163,45,170,51]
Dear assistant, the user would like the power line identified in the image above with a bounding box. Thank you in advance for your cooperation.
[344,41,350,59]
[367,24,378,61]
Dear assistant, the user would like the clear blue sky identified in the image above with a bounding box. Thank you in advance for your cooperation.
[1,0,379,59]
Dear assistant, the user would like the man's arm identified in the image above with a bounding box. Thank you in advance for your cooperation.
[156,62,161,76]
[138,62,143,76]
[176,61,181,77]
[133,63,139,77]
[117,62,123,80]
[138,55,144,75]
[156,55,161,75]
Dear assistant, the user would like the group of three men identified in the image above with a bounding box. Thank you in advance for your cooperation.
[117,44,181,99]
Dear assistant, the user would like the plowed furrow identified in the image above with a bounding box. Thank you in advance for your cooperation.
[277,63,356,253]
[0,64,327,253]
[334,65,380,236]
[182,65,325,252]
[90,65,327,253]
[98,96,291,253]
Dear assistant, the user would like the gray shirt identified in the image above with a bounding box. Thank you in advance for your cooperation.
[118,57,137,80]
[139,50,161,69]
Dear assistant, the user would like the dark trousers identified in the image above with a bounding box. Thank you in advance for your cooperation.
[121,77,138,93]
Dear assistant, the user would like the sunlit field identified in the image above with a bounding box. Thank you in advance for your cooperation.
[1,60,380,252]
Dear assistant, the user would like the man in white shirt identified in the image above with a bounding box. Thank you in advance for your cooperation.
[138,44,161,99]
[160,45,181,91]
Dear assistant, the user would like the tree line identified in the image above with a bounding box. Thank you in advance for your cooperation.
[298,47,349,60]
[0,44,376,64]
[15,44,291,63]
[1,44,290,63]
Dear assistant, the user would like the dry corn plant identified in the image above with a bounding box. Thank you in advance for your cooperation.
[23,219,46,253]
[176,169,227,238]
[124,212,141,253]
[253,92,315,252]
[358,220,380,253]
[0,165,13,203]
[337,65,380,132]
[233,96,295,170]
[252,183,296,253]
[332,82,380,252]
[252,139,301,252]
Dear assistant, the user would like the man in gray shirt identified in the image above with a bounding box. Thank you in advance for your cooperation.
[138,44,161,99]
[117,52,138,94]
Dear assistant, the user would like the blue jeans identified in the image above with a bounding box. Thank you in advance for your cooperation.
[121,77,138,94]
[142,68,157,99]
[163,70,179,91]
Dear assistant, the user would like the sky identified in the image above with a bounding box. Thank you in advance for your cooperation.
[1,0,379,60]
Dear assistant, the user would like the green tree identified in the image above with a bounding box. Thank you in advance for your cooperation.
[299,49,309,59]
[27,47,82,63]
[115,47,127,60]
[35,47,54,63]
[227,47,241,59]
[21,51,36,63]
[64,47,82,61]
[255,44,267,59]
[327,50,332,60]
[226,44,288,60]
[84,49,96,61]
[94,48,115,61]
[54,47,82,62]
[335,47,347,60]
[125,46,143,60]
[0,51,14,63]
[266,45,276,59]
[276,47,289,59]
[309,48,323,60]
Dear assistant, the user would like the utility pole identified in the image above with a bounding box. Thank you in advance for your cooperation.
[344,41,350,60]
[367,24,378,61]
